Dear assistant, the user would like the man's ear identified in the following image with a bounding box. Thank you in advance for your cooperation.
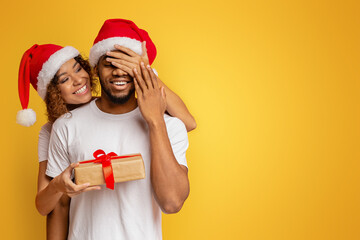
[94,65,99,77]
[94,55,105,77]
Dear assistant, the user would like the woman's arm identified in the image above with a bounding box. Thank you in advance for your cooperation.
[36,161,99,216]
[106,43,197,132]
[36,161,63,216]
[46,194,70,240]
[157,78,197,132]
[36,161,69,240]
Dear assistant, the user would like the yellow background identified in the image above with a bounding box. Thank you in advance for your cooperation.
[1,0,359,239]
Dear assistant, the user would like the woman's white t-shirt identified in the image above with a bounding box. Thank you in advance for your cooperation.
[38,122,52,162]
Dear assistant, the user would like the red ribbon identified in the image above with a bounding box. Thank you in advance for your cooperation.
[79,150,142,190]
[80,149,118,190]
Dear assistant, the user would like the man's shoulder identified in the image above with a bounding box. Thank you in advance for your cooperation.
[164,114,184,126]
[52,102,92,130]
[70,101,93,115]
[164,114,187,136]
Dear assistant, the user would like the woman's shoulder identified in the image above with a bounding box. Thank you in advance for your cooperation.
[40,122,53,134]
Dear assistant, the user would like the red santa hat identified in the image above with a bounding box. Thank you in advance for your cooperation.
[89,19,157,67]
[17,44,79,127]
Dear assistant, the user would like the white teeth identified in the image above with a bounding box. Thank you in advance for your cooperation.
[74,85,87,94]
[113,81,127,86]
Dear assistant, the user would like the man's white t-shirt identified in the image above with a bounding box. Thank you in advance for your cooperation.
[46,100,188,240]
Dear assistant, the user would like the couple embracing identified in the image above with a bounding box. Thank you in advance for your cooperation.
[17,18,195,240]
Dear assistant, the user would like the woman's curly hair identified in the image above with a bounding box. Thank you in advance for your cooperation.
[45,55,97,123]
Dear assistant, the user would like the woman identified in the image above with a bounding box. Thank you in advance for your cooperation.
[17,43,196,239]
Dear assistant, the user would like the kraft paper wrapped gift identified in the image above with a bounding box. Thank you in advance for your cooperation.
[74,150,145,189]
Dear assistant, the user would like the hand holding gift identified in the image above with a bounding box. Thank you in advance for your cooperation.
[52,162,101,197]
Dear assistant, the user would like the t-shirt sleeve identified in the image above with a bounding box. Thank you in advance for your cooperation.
[166,117,189,168]
[45,120,71,178]
[38,122,52,162]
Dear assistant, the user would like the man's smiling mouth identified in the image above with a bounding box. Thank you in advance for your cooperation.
[112,81,128,86]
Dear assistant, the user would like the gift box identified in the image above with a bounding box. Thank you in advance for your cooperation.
[74,150,145,189]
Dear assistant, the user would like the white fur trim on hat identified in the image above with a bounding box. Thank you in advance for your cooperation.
[89,37,142,67]
[16,108,36,127]
[37,46,79,99]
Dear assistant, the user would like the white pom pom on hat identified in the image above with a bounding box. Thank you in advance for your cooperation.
[17,44,79,127]
[16,109,36,127]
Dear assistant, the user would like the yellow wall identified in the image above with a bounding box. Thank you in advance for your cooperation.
[1,0,359,239]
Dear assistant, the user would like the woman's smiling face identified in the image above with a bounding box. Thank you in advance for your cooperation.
[56,58,92,104]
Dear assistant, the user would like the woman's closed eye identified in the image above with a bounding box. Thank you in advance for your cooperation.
[75,66,82,73]
[60,77,69,84]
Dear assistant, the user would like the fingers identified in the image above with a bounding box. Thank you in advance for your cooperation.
[161,86,167,109]
[147,65,159,89]
[82,186,101,192]
[65,178,87,192]
[112,67,129,78]
[133,67,146,93]
[60,162,79,183]
[141,41,149,65]
[107,43,149,66]
[108,44,148,66]
[141,41,148,58]
[66,182,101,195]
[106,51,134,64]
[161,86,166,100]
[73,185,101,194]
[140,62,153,89]
[133,62,160,101]
[111,44,137,58]
[106,57,135,70]
[67,162,79,172]
[67,185,101,197]
[133,74,143,99]
[61,162,103,197]
[110,61,134,77]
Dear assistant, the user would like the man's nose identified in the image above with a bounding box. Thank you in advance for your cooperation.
[112,68,127,76]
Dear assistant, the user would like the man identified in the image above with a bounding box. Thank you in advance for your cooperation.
[46,19,190,239]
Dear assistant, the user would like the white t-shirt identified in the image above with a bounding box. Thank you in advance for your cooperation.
[46,99,188,240]
[38,122,52,162]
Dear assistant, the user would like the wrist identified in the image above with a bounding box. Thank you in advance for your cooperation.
[147,117,165,129]
[50,177,61,194]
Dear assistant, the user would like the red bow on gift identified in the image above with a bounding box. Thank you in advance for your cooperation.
[80,149,118,190]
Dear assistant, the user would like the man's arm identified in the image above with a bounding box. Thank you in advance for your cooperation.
[133,63,190,213]
[148,120,190,213]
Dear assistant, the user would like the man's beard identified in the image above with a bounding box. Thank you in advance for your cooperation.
[100,79,135,105]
